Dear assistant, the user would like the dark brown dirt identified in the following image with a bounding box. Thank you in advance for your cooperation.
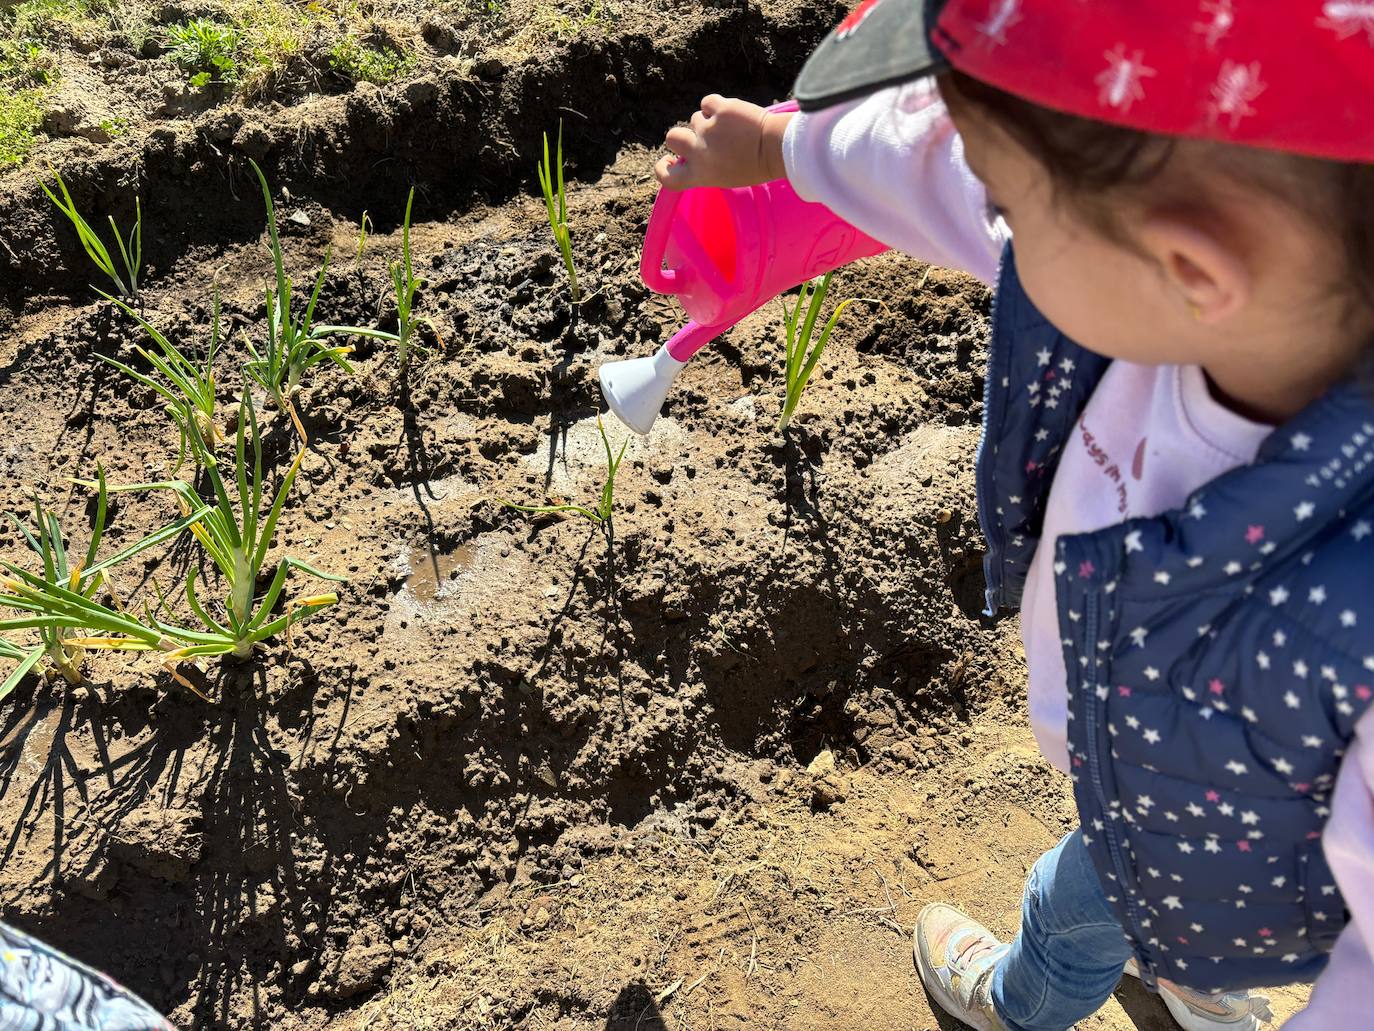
[0,0,850,320]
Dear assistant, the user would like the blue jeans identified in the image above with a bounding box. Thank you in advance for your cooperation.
[991,830,1133,1031]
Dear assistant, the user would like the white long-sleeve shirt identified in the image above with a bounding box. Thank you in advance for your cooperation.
[782,80,1373,1026]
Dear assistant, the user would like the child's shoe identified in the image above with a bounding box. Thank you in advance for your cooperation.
[912,903,1009,1031]
[1124,958,1274,1030]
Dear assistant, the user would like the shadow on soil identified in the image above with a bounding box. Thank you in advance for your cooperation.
[605,983,667,1031]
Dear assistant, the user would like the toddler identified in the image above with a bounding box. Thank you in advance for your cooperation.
[655,1,1374,1029]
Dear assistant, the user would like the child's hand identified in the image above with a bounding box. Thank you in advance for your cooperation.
[654,95,793,191]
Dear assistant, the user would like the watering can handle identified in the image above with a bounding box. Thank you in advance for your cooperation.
[641,189,684,294]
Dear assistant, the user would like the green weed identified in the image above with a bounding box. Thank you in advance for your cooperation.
[0,88,42,167]
[0,38,57,85]
[6,0,108,43]
[533,0,617,37]
[166,18,240,87]
[328,36,411,85]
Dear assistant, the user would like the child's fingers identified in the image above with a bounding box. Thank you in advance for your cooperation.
[700,93,725,116]
[689,110,710,134]
[654,153,692,189]
[663,125,696,158]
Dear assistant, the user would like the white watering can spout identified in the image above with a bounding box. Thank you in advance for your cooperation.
[599,322,717,434]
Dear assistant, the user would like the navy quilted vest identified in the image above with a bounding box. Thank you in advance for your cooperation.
[978,246,1374,992]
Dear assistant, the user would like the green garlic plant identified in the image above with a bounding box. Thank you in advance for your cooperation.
[777,273,875,432]
[111,393,344,662]
[0,639,43,703]
[537,121,579,302]
[98,290,222,472]
[42,167,142,302]
[386,186,441,372]
[0,468,207,690]
[501,417,627,525]
[243,159,393,439]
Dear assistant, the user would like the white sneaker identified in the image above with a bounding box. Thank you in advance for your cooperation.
[912,904,1009,1031]
[1124,958,1274,1031]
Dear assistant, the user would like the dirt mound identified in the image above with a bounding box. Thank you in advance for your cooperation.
[0,0,848,320]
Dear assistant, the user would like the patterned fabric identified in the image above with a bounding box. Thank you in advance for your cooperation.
[0,922,172,1031]
[934,0,1374,162]
[976,245,1374,993]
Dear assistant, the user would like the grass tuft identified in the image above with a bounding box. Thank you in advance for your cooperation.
[0,88,42,167]
[328,35,412,85]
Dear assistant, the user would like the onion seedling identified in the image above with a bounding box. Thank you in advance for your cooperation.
[242,159,394,439]
[355,210,372,265]
[42,167,142,302]
[777,273,876,432]
[0,468,208,688]
[387,186,442,372]
[98,290,222,472]
[108,393,345,661]
[537,121,579,302]
[501,417,627,525]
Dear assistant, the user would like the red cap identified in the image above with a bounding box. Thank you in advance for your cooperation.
[793,0,1374,163]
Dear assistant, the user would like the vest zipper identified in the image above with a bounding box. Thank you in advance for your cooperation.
[974,256,1010,616]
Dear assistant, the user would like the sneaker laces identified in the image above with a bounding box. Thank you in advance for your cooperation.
[951,931,1007,1012]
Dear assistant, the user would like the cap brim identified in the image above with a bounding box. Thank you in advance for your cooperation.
[793,0,951,112]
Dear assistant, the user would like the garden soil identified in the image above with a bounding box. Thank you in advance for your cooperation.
[0,2,1314,1028]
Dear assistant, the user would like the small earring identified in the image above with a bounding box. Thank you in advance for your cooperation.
[1187,301,1202,322]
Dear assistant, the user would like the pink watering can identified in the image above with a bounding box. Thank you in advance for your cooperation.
[598,100,890,435]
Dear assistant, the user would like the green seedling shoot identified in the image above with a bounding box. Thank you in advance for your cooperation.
[537,121,580,302]
[97,289,223,472]
[777,273,875,432]
[0,468,208,691]
[355,210,372,265]
[0,639,43,704]
[242,158,394,440]
[104,393,345,662]
[501,417,627,525]
[42,167,142,302]
[387,186,442,371]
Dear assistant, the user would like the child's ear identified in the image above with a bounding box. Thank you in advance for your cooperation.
[1137,212,1251,324]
